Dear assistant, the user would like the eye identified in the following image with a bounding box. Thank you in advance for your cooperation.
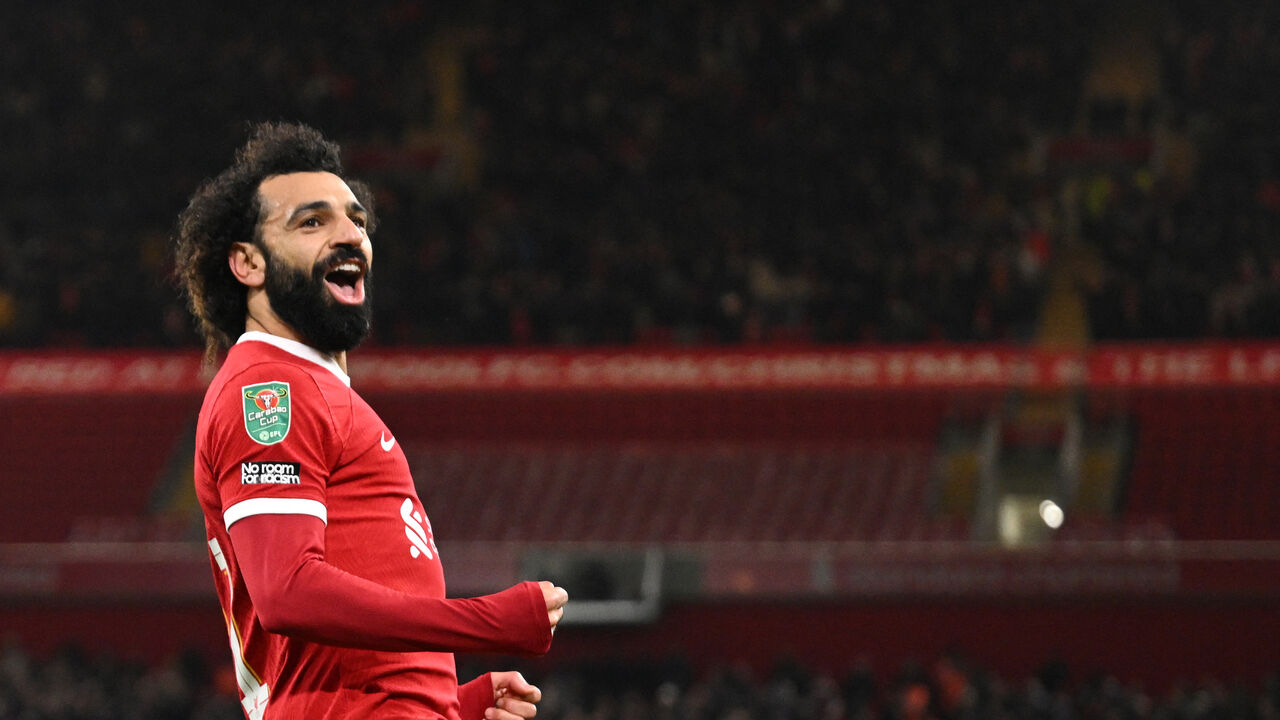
[300,216,322,228]
[351,215,367,229]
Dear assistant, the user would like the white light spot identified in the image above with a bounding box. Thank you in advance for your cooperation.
[1039,500,1064,529]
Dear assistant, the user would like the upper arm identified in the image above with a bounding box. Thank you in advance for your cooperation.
[206,362,338,531]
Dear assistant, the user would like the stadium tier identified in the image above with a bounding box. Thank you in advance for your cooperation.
[1,344,1278,694]
[407,442,944,543]
[3,344,1280,546]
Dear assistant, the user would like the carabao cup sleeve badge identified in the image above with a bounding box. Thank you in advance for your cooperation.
[242,381,292,446]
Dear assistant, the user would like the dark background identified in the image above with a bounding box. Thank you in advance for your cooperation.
[1,2,1278,719]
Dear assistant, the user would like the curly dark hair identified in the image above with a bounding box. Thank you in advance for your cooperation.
[174,122,376,361]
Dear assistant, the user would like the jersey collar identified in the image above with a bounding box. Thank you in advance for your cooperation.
[236,331,351,386]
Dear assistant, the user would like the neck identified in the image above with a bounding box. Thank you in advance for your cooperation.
[244,303,348,374]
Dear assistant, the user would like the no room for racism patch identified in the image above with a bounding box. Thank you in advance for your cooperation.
[240,460,301,484]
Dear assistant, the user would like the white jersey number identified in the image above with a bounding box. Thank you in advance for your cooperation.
[208,538,271,720]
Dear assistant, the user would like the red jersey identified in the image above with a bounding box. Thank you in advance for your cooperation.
[195,333,549,720]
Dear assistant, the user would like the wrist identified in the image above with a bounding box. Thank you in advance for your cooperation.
[457,673,495,720]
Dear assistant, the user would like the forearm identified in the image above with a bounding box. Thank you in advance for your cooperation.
[230,514,551,654]
[272,559,549,654]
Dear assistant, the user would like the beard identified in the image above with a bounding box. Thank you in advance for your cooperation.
[261,245,373,354]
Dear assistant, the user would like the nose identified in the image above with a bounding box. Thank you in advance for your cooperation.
[328,218,371,264]
[327,215,372,267]
[332,215,365,246]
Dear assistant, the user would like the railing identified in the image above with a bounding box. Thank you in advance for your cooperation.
[4,539,1277,605]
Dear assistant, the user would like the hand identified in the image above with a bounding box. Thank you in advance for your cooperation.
[539,581,569,633]
[485,671,542,720]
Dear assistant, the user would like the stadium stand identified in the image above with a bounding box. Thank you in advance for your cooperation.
[408,442,943,543]
[1125,389,1280,541]
[1,2,1277,348]
[0,394,200,542]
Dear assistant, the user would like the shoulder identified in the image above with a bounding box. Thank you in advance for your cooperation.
[213,342,351,404]
[204,352,350,442]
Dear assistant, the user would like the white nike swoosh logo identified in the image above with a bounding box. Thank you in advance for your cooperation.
[380,432,396,452]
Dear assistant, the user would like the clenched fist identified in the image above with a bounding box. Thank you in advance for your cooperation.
[539,581,568,633]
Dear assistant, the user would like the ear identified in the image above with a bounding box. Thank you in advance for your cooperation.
[229,241,267,288]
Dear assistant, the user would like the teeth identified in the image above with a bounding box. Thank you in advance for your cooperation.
[333,262,361,273]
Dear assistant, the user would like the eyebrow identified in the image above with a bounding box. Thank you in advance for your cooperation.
[285,200,368,226]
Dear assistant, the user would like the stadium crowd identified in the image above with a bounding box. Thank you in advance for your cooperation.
[1,1,1277,348]
[1077,3,1280,340]
[1,640,1276,720]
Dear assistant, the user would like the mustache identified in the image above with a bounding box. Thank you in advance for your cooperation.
[314,247,370,276]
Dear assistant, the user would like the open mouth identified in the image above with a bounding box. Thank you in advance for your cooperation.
[323,258,367,306]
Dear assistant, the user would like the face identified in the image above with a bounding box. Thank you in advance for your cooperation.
[255,172,374,352]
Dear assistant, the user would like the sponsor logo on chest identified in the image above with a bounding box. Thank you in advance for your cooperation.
[401,498,439,560]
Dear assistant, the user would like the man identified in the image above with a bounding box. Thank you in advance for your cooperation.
[175,122,568,720]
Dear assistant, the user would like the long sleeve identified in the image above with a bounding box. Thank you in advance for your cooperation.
[457,673,496,720]
[228,512,552,655]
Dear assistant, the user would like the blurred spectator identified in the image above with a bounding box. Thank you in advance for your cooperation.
[2,637,1277,720]
[0,639,240,720]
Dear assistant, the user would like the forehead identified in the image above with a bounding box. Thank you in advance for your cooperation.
[257,171,358,215]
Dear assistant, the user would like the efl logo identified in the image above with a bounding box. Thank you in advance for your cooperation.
[241,461,301,485]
